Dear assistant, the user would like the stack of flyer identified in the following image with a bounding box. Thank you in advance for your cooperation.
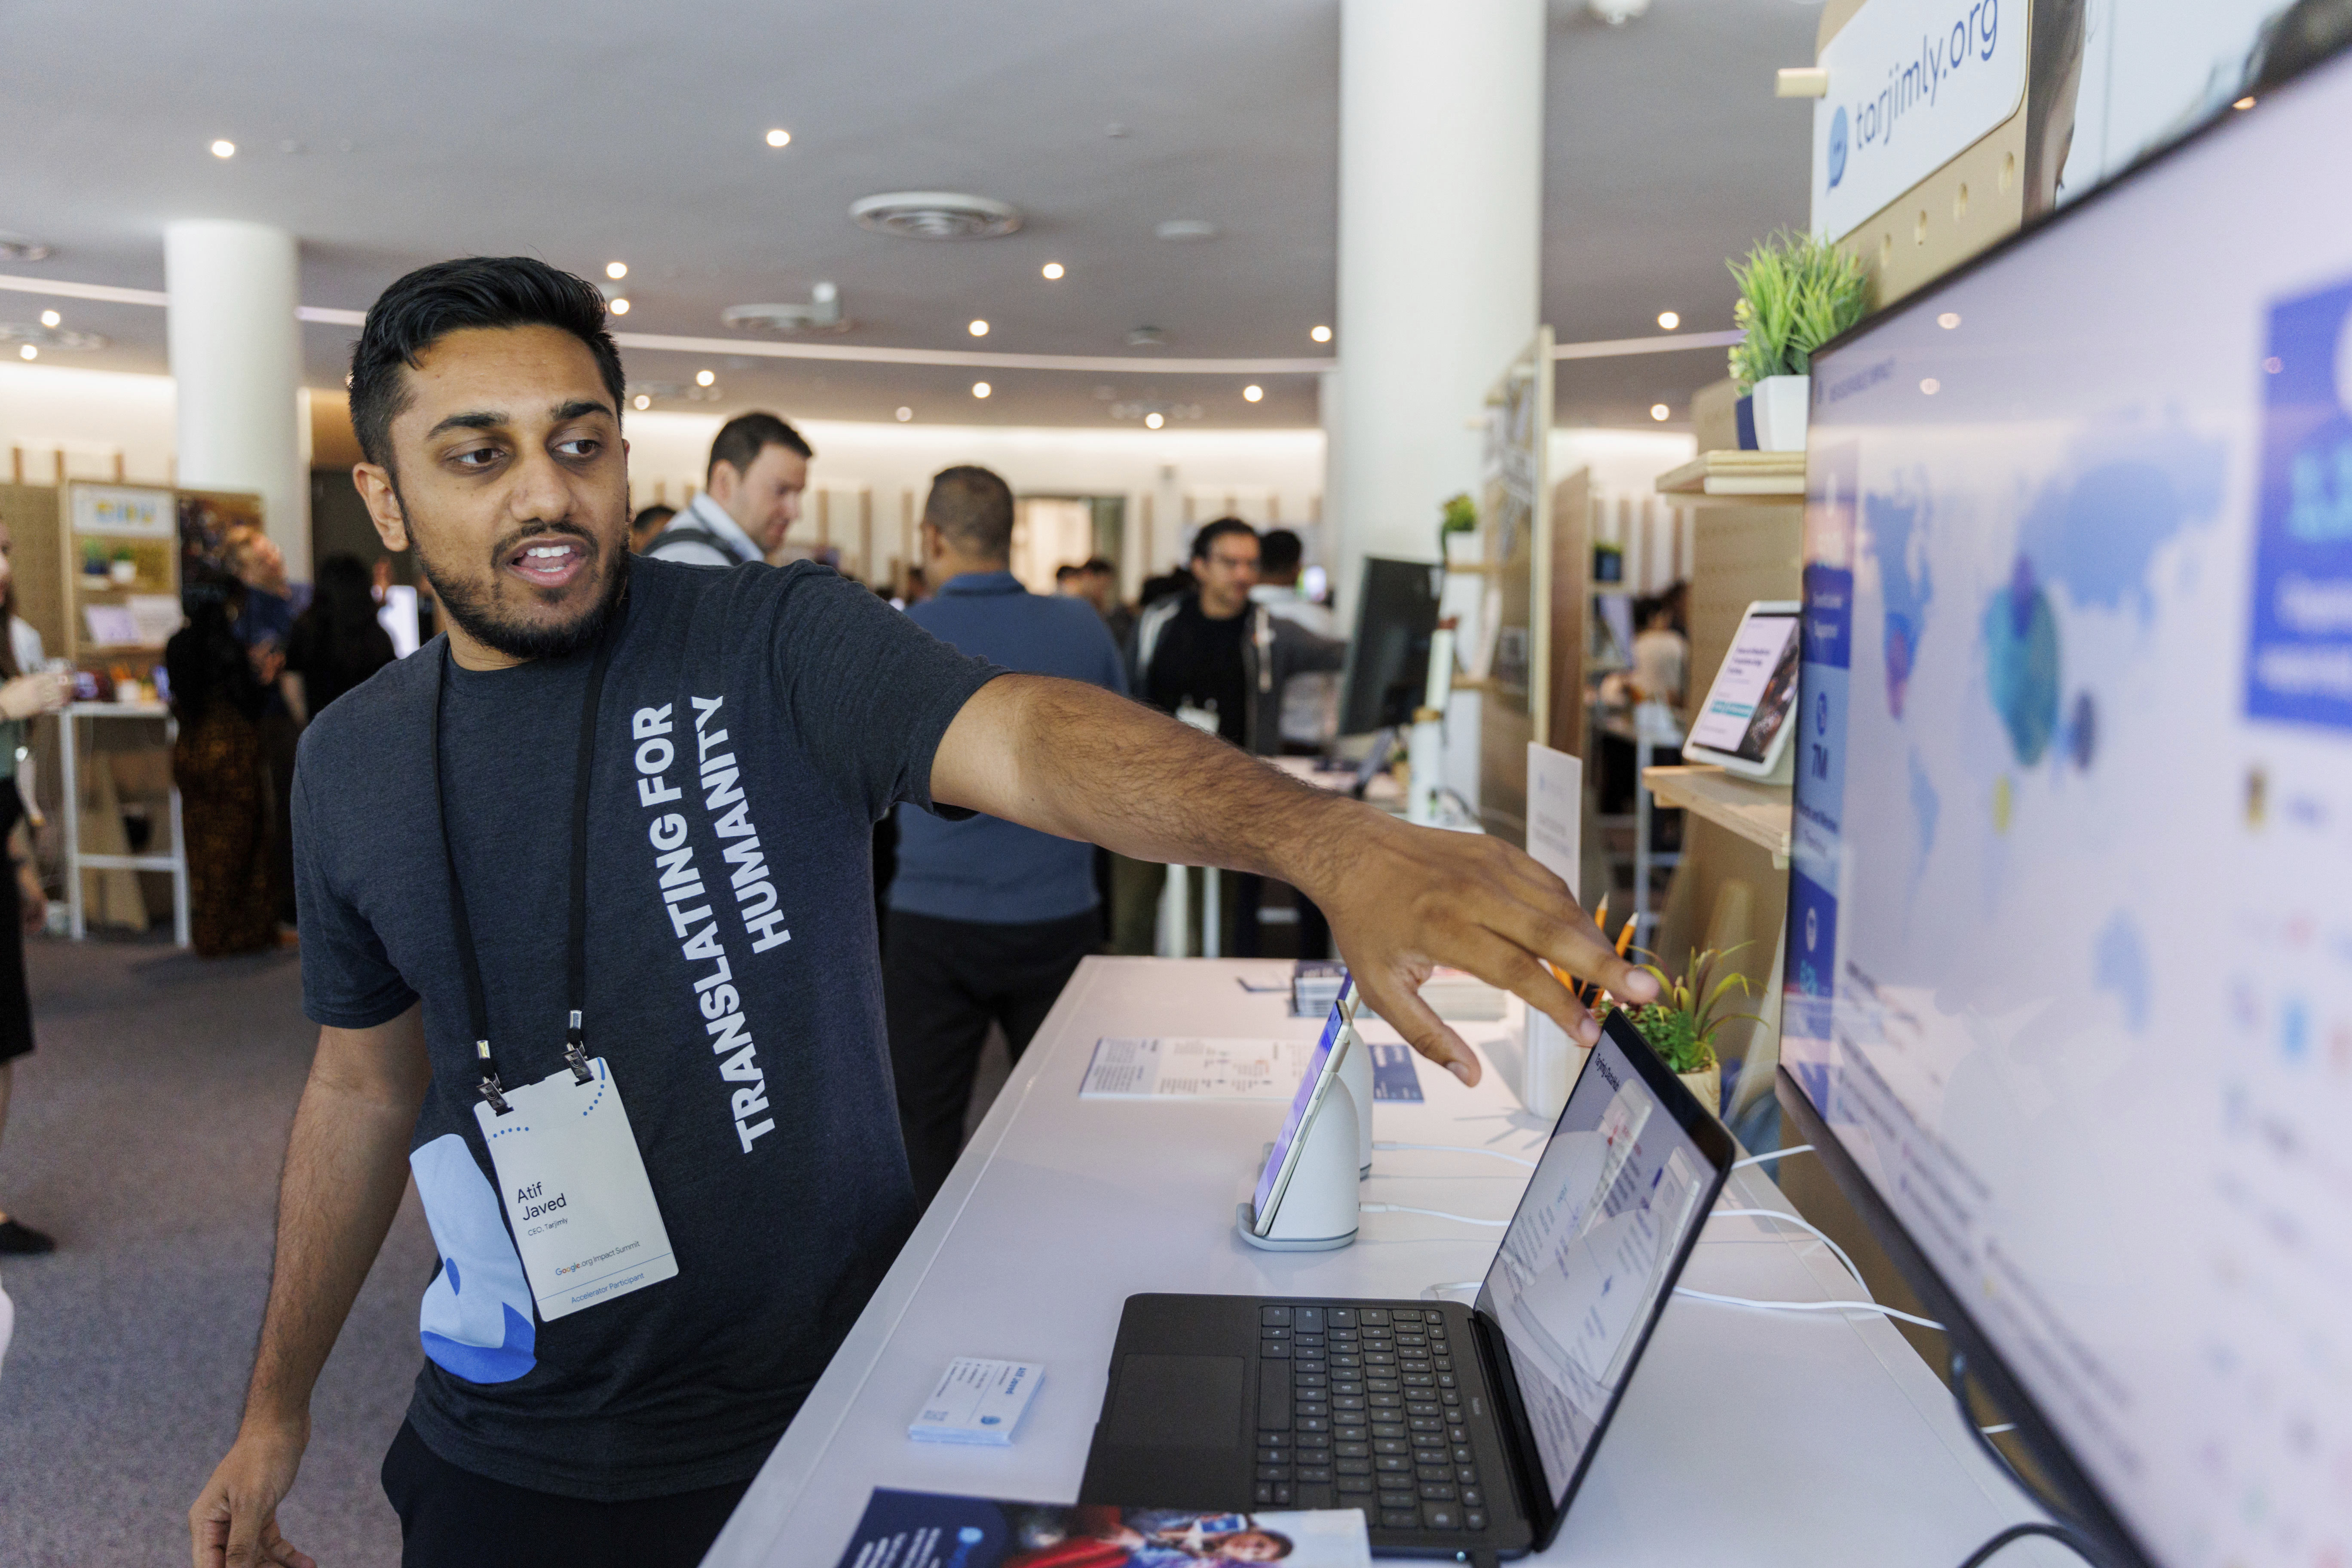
[832,1490,1372,1568]
[1290,960,1347,1018]
[907,1359,1042,1448]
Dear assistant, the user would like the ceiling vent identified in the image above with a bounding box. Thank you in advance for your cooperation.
[0,233,52,263]
[0,323,106,350]
[722,282,849,333]
[1155,220,1219,242]
[1126,326,1170,348]
[849,192,1022,240]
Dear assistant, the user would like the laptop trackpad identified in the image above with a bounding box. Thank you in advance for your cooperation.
[1103,1354,1244,1448]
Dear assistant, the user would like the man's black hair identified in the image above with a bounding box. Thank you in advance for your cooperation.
[1190,517,1258,563]
[1055,564,1083,582]
[349,257,625,469]
[707,412,815,483]
[924,464,1015,559]
[1258,528,1303,576]
[1081,555,1117,576]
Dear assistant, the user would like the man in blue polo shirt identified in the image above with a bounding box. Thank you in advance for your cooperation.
[885,466,1127,1201]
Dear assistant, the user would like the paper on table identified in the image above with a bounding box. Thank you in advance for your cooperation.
[906,1358,1041,1446]
[126,594,184,646]
[833,1491,1373,1568]
[1081,1036,1318,1100]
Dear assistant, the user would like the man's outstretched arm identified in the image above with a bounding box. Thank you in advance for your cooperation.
[931,675,1657,1083]
[190,1005,431,1568]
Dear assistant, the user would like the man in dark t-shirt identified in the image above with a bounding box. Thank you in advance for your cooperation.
[189,258,1657,1568]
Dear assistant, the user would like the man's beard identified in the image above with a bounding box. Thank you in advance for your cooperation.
[413,516,631,662]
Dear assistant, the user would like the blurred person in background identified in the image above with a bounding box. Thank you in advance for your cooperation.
[1054,563,1086,595]
[1630,587,1689,710]
[166,585,279,958]
[885,466,1127,1203]
[1250,528,1338,959]
[1118,520,1347,955]
[628,503,676,554]
[283,554,399,726]
[1080,556,1135,648]
[224,525,302,926]
[643,413,811,567]
[0,520,69,1254]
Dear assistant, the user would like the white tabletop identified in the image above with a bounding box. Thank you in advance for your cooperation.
[701,958,2058,1566]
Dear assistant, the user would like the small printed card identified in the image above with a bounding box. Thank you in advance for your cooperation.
[1369,1041,1425,1102]
[908,1358,1042,1446]
[1080,1037,1318,1100]
[832,1489,1373,1568]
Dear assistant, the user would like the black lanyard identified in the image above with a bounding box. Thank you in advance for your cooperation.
[429,623,617,1117]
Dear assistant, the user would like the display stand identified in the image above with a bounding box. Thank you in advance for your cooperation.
[1335,1026,1372,1175]
[1236,1072,1361,1253]
[60,701,189,946]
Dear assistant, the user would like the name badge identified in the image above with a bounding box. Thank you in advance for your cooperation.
[472,1057,678,1321]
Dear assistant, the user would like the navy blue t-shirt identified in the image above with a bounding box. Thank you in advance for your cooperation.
[294,557,999,1498]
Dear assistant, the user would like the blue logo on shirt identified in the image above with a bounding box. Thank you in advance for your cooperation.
[411,1133,538,1383]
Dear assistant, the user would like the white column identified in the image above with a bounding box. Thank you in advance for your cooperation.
[165,220,309,582]
[1332,0,1545,618]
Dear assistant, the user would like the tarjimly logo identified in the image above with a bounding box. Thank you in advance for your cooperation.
[1842,0,2001,162]
[1829,105,1850,188]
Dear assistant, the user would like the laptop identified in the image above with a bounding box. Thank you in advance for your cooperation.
[1078,1006,1734,1560]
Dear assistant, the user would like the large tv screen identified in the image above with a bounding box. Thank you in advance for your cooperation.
[1786,45,2352,1568]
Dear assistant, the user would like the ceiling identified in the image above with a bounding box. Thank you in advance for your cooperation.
[0,0,1821,432]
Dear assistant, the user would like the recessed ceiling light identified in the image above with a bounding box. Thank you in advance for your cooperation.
[39,310,60,328]
[766,128,791,147]
[972,381,991,398]
[1311,325,1332,343]
[1041,262,1065,280]
[895,406,913,422]
[1243,385,1264,403]
[633,393,652,410]
[1920,378,1941,395]
[608,298,630,315]
[968,319,989,337]
[696,369,716,387]
[1649,403,1669,421]
[18,346,35,361]
[2234,96,2256,110]
[606,261,628,280]
[1657,311,1680,331]
[1937,311,1961,329]
[1145,412,1164,429]
[211,139,236,159]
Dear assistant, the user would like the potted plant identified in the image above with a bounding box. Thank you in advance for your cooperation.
[1727,231,1869,453]
[1439,493,1479,566]
[1620,946,1765,1118]
[109,545,138,585]
[81,539,109,579]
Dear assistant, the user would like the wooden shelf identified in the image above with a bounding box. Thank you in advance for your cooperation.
[1642,765,1792,864]
[1655,450,1806,504]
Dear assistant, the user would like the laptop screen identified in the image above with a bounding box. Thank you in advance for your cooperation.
[1475,1020,1720,1512]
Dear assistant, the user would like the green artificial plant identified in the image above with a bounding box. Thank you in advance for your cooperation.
[1623,945,1765,1076]
[1727,230,1871,395]
[1439,492,1478,539]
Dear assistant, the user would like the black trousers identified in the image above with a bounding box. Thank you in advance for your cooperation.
[884,906,1098,1204]
[380,1421,750,1568]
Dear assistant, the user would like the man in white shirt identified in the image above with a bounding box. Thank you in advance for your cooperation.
[642,413,810,568]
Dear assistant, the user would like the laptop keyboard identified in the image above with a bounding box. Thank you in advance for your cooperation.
[1253,1303,1488,1533]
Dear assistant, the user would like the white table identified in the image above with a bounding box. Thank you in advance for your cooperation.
[702,959,2061,1567]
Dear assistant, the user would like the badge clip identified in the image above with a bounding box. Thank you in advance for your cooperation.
[564,1010,593,1085]
[475,1039,514,1116]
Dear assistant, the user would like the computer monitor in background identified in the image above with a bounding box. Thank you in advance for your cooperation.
[1782,43,2352,1568]
[1336,557,1441,737]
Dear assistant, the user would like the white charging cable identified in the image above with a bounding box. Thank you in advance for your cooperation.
[1710,1206,1870,1294]
[1373,1141,1537,1168]
[1360,1202,1510,1227]
[1672,1286,1945,1331]
[1730,1143,1815,1170]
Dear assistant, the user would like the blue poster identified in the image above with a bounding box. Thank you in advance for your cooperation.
[1368,1042,1424,1102]
[2246,276,2352,732]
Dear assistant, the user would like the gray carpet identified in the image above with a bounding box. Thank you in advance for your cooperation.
[0,934,435,1567]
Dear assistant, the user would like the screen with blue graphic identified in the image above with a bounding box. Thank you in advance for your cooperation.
[1788,48,2352,1568]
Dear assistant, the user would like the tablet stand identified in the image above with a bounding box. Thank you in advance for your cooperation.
[1336,1031,1373,1176]
[1236,1074,1360,1252]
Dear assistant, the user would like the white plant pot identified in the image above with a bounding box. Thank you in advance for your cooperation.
[1751,374,1810,453]
[109,560,137,585]
[1443,532,1483,568]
